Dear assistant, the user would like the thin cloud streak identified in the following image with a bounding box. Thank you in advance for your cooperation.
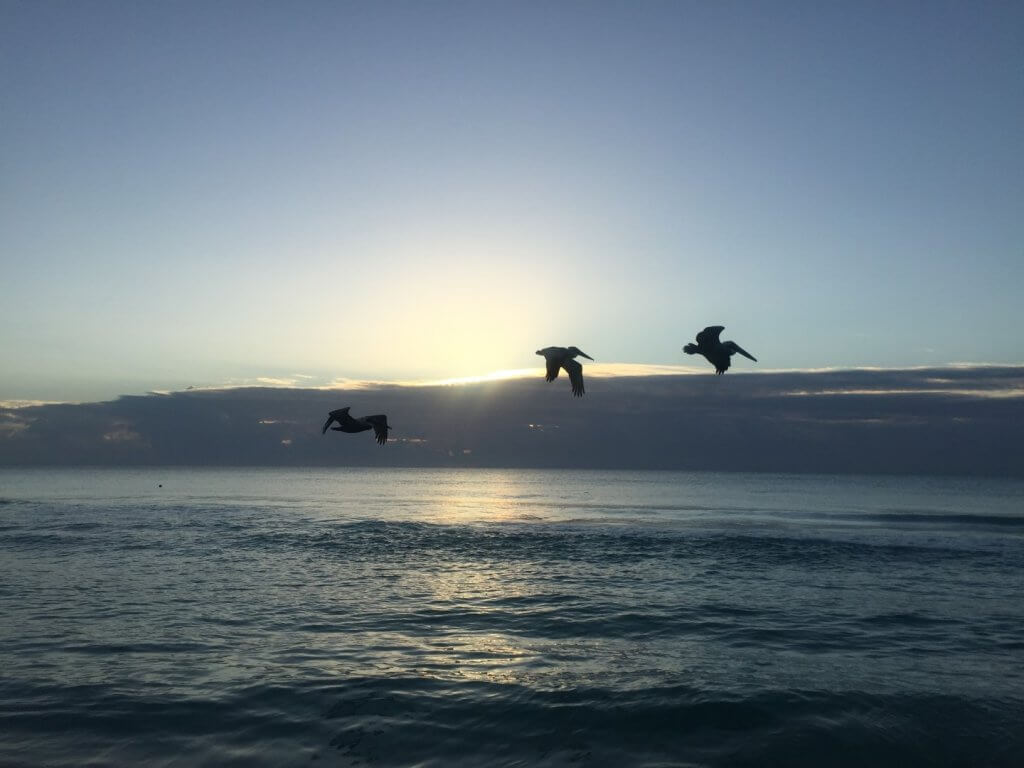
[0,400,69,409]
[14,363,1024,404]
[145,364,707,396]
[399,364,707,386]
[199,362,1024,394]
[156,362,1024,398]
[784,388,1024,399]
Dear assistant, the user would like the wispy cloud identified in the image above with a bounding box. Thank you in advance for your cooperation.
[784,388,1024,399]
[0,399,70,409]
[0,412,31,437]
[157,364,703,394]
[124,363,1024,400]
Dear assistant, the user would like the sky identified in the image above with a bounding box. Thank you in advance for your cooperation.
[2,1,1023,403]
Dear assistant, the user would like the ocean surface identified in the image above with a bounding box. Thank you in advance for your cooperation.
[1,468,1022,767]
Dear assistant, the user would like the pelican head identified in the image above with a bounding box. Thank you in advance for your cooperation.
[683,343,699,355]
[567,346,593,361]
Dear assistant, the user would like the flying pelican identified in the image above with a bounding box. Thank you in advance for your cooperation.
[536,346,594,397]
[321,407,391,445]
[683,326,757,374]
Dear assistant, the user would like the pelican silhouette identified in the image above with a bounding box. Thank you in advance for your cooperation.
[321,407,391,445]
[683,326,757,374]
[536,346,594,397]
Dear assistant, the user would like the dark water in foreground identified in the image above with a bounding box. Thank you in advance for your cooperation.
[1,468,1022,767]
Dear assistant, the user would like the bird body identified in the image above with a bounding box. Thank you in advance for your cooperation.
[536,346,593,396]
[322,407,391,445]
[683,326,757,374]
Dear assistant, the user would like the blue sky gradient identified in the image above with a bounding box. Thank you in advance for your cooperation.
[3,1,1022,401]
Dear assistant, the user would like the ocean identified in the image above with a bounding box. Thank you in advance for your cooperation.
[0,468,1022,766]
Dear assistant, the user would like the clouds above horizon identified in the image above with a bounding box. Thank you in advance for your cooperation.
[2,367,1022,477]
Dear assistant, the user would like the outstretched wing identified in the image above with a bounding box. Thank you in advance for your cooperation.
[724,341,757,362]
[322,406,351,434]
[696,326,724,346]
[538,347,566,382]
[363,414,390,445]
[562,358,585,397]
[545,355,561,382]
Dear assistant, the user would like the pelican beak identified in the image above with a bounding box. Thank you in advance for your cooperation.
[580,351,594,360]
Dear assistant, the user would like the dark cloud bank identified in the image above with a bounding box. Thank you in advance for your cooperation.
[2,367,1022,476]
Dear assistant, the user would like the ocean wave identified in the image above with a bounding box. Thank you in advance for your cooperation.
[866,511,1024,527]
[3,678,1022,767]
[230,520,1003,571]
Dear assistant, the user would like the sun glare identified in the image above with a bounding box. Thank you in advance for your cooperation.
[418,368,539,387]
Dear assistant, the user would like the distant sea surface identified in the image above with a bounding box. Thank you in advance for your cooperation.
[1,468,1022,767]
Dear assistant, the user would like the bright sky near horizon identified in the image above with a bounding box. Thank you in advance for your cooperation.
[2,1,1022,402]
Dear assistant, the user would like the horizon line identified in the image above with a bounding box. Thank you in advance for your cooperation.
[3,361,1024,410]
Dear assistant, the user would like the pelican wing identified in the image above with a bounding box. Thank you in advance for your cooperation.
[562,358,585,397]
[696,326,725,346]
[545,355,561,382]
[724,341,757,362]
[363,414,390,445]
[322,406,350,434]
